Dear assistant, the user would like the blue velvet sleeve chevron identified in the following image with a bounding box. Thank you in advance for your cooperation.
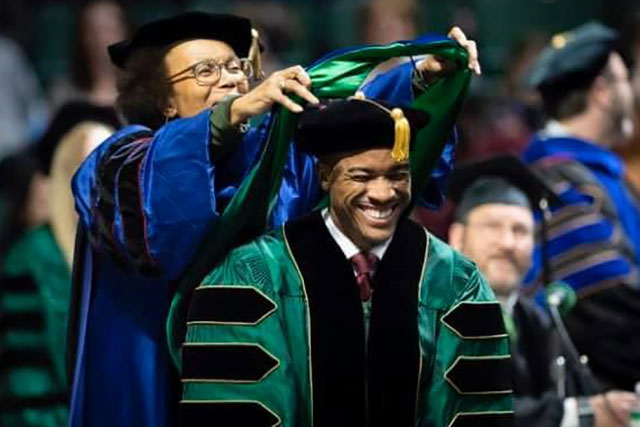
[521,149,639,300]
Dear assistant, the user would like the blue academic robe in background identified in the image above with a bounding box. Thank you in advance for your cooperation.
[523,134,640,295]
[522,133,640,389]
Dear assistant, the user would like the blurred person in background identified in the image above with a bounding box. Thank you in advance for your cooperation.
[523,21,640,392]
[358,0,418,45]
[616,18,640,194]
[0,153,49,259]
[0,35,48,159]
[0,101,120,258]
[232,2,300,75]
[357,0,419,76]
[448,156,638,427]
[0,118,114,427]
[49,0,128,111]
[65,10,480,426]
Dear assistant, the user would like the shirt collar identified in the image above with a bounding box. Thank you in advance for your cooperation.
[322,208,391,260]
[540,120,571,138]
[499,291,519,316]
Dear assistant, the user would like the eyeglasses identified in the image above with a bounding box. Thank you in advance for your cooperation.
[167,57,253,85]
[465,220,534,242]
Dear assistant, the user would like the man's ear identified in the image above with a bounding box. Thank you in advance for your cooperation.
[448,222,465,251]
[589,75,612,109]
[317,162,334,192]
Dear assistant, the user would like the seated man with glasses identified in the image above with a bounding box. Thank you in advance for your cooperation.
[447,156,638,427]
[68,11,480,427]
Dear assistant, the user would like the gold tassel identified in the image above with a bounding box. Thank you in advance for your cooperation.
[249,28,265,81]
[348,92,411,162]
[390,108,410,162]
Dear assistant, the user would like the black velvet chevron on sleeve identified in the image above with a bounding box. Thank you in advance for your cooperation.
[0,275,44,333]
[182,343,279,382]
[445,356,513,394]
[0,275,37,293]
[187,286,276,325]
[91,129,159,274]
[180,401,280,427]
[449,412,514,427]
[441,301,507,339]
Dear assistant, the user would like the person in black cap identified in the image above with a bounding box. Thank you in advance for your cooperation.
[523,21,640,393]
[178,97,512,427]
[448,155,638,427]
[66,11,481,427]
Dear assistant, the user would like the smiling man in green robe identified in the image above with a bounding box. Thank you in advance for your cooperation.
[178,96,513,427]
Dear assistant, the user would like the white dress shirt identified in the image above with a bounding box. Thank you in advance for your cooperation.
[322,208,391,274]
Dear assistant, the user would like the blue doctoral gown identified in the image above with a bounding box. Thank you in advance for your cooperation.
[522,133,640,389]
[523,134,640,295]
[67,50,455,427]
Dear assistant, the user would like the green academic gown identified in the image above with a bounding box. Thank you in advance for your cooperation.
[0,225,70,427]
[179,213,514,427]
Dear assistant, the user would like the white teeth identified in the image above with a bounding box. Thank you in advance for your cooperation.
[362,207,393,220]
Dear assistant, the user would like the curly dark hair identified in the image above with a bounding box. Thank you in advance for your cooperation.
[116,46,172,129]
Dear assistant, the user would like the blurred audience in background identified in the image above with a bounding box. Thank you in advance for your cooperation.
[232,2,301,75]
[358,0,418,45]
[617,15,640,194]
[48,0,128,111]
[0,36,48,160]
[0,153,49,257]
[0,104,117,426]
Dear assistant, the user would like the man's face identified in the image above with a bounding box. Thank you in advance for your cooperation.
[164,39,250,118]
[321,148,412,250]
[605,53,634,142]
[449,203,534,297]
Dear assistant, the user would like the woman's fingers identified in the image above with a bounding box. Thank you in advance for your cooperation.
[282,79,319,105]
[448,26,481,75]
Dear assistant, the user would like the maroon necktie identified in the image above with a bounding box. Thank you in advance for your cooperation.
[350,252,379,301]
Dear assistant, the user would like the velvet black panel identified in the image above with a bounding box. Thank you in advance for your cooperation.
[565,283,640,391]
[284,212,367,427]
[446,357,513,394]
[92,129,152,270]
[116,139,158,274]
[512,297,556,397]
[187,287,276,324]
[0,393,68,411]
[0,311,44,331]
[0,348,50,371]
[182,344,278,382]
[0,275,37,293]
[179,401,280,427]
[449,412,514,427]
[442,301,506,339]
[368,219,425,427]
